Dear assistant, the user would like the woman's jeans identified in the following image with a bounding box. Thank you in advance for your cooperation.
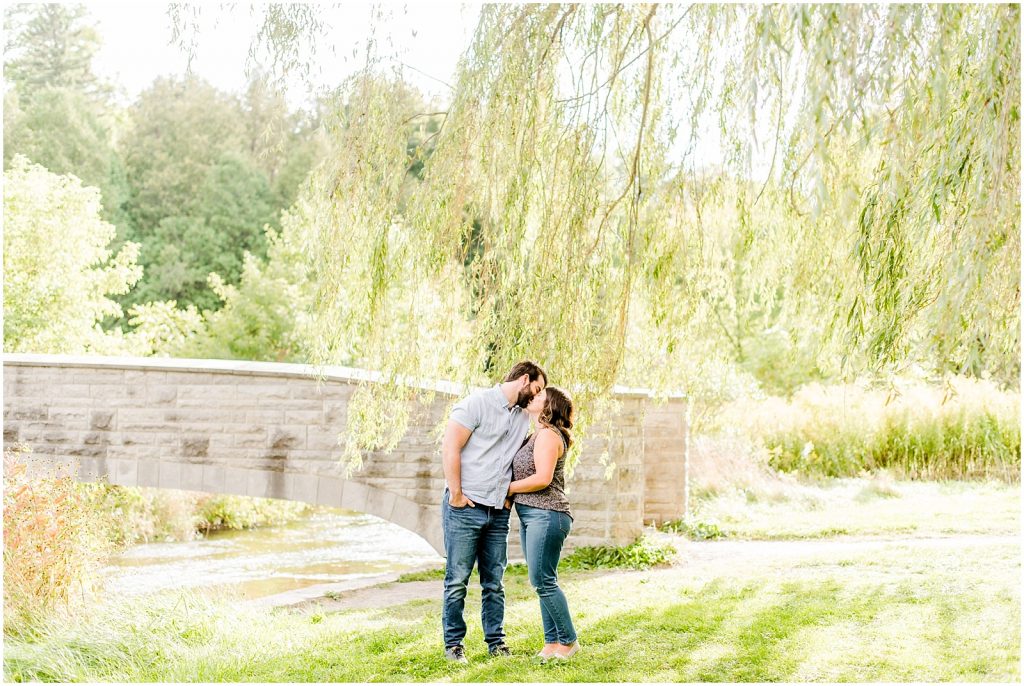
[515,503,578,645]
[441,489,510,648]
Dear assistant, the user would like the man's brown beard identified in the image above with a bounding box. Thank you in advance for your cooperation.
[515,388,535,408]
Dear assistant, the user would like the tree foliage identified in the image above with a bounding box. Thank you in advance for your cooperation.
[177,221,318,363]
[119,76,284,313]
[2,2,331,356]
[3,157,142,354]
[3,87,130,228]
[122,301,205,358]
[3,4,127,228]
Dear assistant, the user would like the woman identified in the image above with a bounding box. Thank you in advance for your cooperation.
[507,385,580,660]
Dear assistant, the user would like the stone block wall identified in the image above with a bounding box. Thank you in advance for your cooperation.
[641,397,689,525]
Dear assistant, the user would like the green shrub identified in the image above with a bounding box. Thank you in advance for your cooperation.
[194,494,310,534]
[396,567,445,583]
[80,484,200,544]
[398,542,675,582]
[661,519,727,540]
[77,483,312,546]
[561,536,676,570]
[506,562,528,575]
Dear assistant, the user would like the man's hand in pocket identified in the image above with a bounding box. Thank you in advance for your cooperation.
[449,491,476,508]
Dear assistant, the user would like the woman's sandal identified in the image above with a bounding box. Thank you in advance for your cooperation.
[551,641,581,659]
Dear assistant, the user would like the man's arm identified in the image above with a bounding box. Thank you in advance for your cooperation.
[442,419,476,507]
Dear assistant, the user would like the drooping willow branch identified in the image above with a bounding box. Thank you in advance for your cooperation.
[169,3,1019,472]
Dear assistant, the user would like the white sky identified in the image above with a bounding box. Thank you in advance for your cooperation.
[88,2,479,109]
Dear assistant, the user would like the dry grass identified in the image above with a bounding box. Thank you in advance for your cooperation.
[687,433,801,501]
[684,428,1019,539]
[3,447,112,635]
[684,476,1019,540]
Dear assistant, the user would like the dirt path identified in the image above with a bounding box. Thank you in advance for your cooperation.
[257,533,1019,615]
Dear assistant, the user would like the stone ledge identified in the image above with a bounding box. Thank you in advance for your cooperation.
[2,354,685,400]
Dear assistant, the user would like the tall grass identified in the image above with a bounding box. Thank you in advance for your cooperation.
[3,447,112,635]
[717,376,1020,481]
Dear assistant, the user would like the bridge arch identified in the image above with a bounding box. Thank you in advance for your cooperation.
[77,458,443,553]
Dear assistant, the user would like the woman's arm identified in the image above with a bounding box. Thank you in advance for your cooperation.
[508,428,564,495]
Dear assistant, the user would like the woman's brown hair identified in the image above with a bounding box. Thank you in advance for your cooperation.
[539,386,574,450]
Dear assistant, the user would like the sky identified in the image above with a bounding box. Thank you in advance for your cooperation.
[88,2,480,109]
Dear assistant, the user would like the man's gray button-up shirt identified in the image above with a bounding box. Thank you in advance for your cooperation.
[447,384,530,508]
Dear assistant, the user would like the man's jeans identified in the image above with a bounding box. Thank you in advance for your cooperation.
[516,503,577,645]
[441,489,510,648]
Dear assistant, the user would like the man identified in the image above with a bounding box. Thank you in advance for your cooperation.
[440,360,547,663]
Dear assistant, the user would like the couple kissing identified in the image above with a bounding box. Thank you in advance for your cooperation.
[440,360,579,663]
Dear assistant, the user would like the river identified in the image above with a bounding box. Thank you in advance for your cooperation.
[99,508,444,601]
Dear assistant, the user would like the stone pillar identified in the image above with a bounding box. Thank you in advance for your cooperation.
[640,395,689,525]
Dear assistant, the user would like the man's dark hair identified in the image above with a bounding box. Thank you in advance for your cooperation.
[504,360,547,386]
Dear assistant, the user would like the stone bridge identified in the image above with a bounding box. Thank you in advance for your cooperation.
[2,354,688,556]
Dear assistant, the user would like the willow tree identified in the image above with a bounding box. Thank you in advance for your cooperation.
[173,3,1019,469]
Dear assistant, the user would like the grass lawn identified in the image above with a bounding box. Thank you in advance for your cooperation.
[686,477,1020,539]
[4,532,1018,682]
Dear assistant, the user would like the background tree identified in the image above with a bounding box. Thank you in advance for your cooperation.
[3,87,130,230]
[121,301,204,358]
[118,76,274,313]
[240,73,330,208]
[3,2,332,355]
[3,3,108,98]
[178,222,318,363]
[3,156,141,354]
[3,3,127,228]
[117,74,326,316]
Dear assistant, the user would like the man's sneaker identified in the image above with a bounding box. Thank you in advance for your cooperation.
[445,645,468,664]
[488,643,512,657]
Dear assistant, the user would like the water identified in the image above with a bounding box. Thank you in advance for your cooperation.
[100,508,444,600]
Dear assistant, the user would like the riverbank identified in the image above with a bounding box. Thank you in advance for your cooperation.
[98,508,442,601]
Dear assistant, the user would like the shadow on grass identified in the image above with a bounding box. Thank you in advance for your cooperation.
[222,580,891,682]
[691,580,882,681]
